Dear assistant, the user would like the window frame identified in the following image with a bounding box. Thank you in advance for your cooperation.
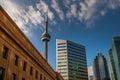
[35,70,38,79]
[40,74,42,80]
[12,73,16,80]
[30,67,33,75]
[0,67,5,80]
[23,61,27,71]
[22,77,25,80]
[14,55,19,66]
[2,46,8,59]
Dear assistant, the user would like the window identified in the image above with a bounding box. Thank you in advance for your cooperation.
[0,67,5,80]
[44,77,46,80]
[12,73,16,80]
[22,78,25,80]
[35,71,38,78]
[30,67,33,75]
[23,61,27,71]
[2,46,8,59]
[40,74,42,80]
[14,55,19,66]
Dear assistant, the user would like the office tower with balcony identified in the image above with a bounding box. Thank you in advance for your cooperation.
[56,39,88,80]
[93,53,110,80]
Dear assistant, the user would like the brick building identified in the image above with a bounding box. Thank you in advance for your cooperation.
[0,6,63,80]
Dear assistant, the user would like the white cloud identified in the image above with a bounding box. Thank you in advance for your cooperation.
[51,0,64,20]
[79,0,97,21]
[78,0,97,27]
[100,10,106,16]
[27,6,43,26]
[1,0,120,33]
[108,0,120,9]
[0,0,52,37]
[0,0,32,36]
[36,1,54,21]
[66,3,77,19]
[78,0,120,27]
[86,0,96,7]
[63,0,71,8]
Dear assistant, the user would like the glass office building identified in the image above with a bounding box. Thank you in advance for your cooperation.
[112,37,120,80]
[56,39,88,80]
[107,49,117,80]
[93,53,110,80]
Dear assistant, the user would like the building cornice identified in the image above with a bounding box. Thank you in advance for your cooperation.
[0,6,56,79]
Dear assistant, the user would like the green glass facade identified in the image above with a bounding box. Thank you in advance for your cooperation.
[67,41,88,80]
[107,49,117,80]
[112,37,120,80]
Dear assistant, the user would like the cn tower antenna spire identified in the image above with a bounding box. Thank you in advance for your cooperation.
[45,12,48,33]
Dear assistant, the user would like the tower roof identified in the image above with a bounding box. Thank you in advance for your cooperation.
[41,32,50,41]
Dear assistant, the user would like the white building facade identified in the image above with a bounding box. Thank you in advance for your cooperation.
[56,39,88,80]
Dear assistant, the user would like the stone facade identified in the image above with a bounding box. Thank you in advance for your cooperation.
[0,6,63,80]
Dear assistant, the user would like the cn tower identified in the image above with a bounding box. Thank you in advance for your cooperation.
[41,16,51,61]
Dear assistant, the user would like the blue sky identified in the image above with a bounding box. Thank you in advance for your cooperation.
[1,0,120,70]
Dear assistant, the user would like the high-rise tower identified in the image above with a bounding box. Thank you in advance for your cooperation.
[111,36,120,79]
[41,16,50,61]
[56,39,88,80]
[93,53,110,80]
[107,49,117,80]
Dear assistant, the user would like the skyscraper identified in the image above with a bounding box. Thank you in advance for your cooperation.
[112,37,120,79]
[107,49,117,80]
[56,39,88,80]
[41,16,50,61]
[93,53,110,80]
[88,66,94,80]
